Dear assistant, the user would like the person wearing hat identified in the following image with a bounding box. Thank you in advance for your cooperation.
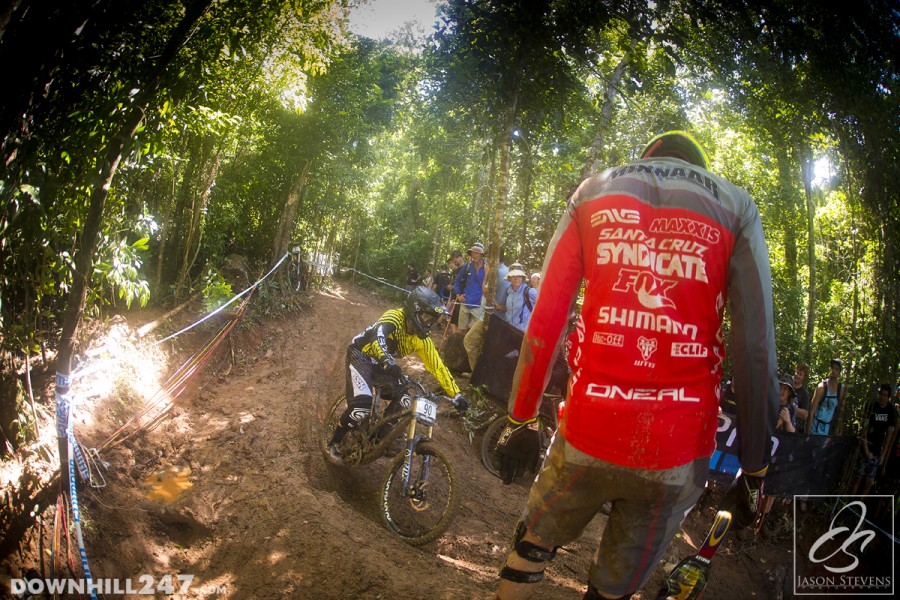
[452,241,486,334]
[494,131,779,600]
[495,263,538,332]
[776,374,797,433]
[807,359,845,436]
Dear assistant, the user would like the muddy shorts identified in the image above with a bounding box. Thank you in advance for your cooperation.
[521,434,707,597]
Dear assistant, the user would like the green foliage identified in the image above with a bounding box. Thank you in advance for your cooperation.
[0,0,897,423]
[201,269,234,313]
[457,384,501,444]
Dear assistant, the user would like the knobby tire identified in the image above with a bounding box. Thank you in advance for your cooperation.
[480,415,507,479]
[380,441,458,545]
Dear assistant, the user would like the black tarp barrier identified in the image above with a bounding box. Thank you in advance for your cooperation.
[710,412,854,497]
[471,313,568,403]
[472,314,853,496]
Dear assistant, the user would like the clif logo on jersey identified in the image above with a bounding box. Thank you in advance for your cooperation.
[591,208,640,226]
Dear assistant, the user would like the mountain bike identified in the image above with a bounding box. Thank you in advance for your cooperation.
[287,244,310,292]
[319,376,461,545]
[480,394,562,480]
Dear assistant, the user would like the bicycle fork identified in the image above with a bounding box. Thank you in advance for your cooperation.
[400,419,433,501]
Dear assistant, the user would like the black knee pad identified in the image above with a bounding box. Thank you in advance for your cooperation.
[341,395,372,429]
[499,522,558,585]
[512,521,557,563]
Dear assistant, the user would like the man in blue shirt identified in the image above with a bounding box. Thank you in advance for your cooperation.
[453,242,486,334]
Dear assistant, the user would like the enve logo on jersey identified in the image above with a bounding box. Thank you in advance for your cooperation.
[591,208,640,227]
[613,268,678,310]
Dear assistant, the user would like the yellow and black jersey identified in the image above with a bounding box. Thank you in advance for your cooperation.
[351,309,460,397]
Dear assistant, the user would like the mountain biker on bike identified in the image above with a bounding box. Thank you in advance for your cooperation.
[494,131,779,599]
[328,286,468,455]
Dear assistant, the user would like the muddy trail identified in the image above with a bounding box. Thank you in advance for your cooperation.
[2,281,795,599]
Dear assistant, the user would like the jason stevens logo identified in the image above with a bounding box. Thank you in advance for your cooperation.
[794,496,894,596]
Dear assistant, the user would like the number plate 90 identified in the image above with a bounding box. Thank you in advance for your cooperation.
[414,398,437,425]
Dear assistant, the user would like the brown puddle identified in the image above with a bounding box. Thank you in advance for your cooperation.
[143,465,192,502]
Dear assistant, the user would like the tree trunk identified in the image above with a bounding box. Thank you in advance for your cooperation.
[485,83,519,325]
[800,144,816,361]
[174,147,220,299]
[54,0,214,489]
[583,45,632,178]
[270,160,311,268]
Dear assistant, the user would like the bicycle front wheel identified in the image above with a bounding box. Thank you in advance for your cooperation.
[480,415,507,479]
[288,261,302,292]
[380,441,458,545]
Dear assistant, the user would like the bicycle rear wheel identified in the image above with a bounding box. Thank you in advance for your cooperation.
[320,394,363,467]
[288,261,302,292]
[480,415,507,479]
[380,441,458,545]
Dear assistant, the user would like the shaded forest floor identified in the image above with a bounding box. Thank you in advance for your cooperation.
[2,279,807,599]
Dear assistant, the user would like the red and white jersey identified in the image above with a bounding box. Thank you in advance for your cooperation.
[509,158,779,472]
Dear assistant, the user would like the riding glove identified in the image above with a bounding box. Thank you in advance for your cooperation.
[452,393,468,412]
[495,416,541,485]
[383,361,403,380]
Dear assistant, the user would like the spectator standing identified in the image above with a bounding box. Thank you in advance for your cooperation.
[447,250,465,333]
[530,272,541,291]
[422,268,433,289]
[807,359,845,436]
[405,262,420,291]
[494,131,778,599]
[453,242,486,334]
[433,264,452,302]
[497,263,537,332]
[793,362,810,433]
[851,383,898,495]
[776,374,797,433]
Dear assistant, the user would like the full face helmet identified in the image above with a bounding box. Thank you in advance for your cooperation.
[404,285,447,339]
[639,130,710,171]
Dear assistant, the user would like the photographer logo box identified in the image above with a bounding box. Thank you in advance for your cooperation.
[794,496,894,596]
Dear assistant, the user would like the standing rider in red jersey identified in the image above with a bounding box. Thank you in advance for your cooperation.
[494,131,779,599]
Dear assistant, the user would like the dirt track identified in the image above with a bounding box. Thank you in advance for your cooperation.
[2,281,795,599]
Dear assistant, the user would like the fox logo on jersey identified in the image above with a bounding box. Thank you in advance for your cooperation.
[613,268,678,309]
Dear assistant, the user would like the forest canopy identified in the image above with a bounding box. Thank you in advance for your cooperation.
[1,0,898,450]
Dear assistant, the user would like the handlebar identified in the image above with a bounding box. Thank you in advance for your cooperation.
[400,375,459,409]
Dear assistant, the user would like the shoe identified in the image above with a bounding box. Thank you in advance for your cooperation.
[326,444,343,462]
